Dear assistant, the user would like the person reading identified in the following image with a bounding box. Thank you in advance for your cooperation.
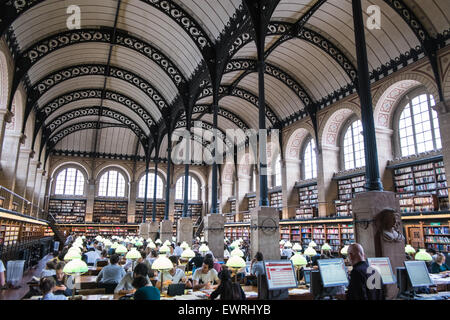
[40,277,68,300]
[192,258,220,291]
[156,256,192,289]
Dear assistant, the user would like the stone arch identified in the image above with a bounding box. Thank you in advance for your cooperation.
[136,167,167,199]
[5,87,25,133]
[49,161,90,196]
[95,164,132,185]
[221,161,235,184]
[284,125,315,162]
[443,53,450,102]
[319,103,361,148]
[372,74,437,129]
[0,48,9,110]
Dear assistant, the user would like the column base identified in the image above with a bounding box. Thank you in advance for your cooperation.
[204,214,224,260]
[139,223,150,238]
[250,207,280,260]
[352,191,403,300]
[159,220,172,243]
[177,217,193,245]
[149,221,159,242]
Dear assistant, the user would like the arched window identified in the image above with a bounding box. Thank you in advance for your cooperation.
[398,93,441,157]
[98,170,126,197]
[175,175,199,201]
[138,172,163,199]
[343,120,365,170]
[274,156,282,187]
[303,138,317,180]
[55,168,85,196]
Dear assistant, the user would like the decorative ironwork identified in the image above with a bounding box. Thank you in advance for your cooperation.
[191,105,250,131]
[37,88,156,129]
[21,28,186,87]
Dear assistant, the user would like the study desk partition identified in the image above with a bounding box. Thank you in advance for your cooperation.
[78,276,99,289]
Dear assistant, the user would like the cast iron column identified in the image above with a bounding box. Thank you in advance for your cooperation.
[151,158,159,222]
[164,131,172,220]
[182,122,191,217]
[211,89,219,213]
[142,159,150,222]
[352,0,383,191]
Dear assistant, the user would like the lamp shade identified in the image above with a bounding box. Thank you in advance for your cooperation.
[304,247,317,257]
[147,242,156,249]
[181,248,195,259]
[405,244,416,254]
[135,241,143,247]
[152,256,174,271]
[292,243,302,252]
[291,253,308,267]
[230,248,244,257]
[415,249,432,261]
[321,243,332,251]
[111,242,119,249]
[64,250,81,261]
[103,239,112,247]
[199,244,210,253]
[95,236,102,241]
[340,245,349,255]
[279,240,286,246]
[308,241,317,248]
[155,239,162,244]
[68,247,81,254]
[115,244,128,255]
[226,256,246,269]
[180,242,189,249]
[63,259,88,275]
[159,245,170,254]
[284,241,293,248]
[163,240,171,247]
[200,237,205,243]
[126,249,142,260]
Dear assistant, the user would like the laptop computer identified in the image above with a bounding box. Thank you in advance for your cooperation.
[167,283,186,296]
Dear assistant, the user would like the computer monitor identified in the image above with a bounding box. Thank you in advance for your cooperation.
[303,269,312,285]
[367,257,396,285]
[404,261,434,288]
[263,260,298,291]
[317,259,349,288]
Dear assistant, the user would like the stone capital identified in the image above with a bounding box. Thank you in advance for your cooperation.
[19,148,33,156]
[375,126,394,136]
[5,131,23,139]
[30,160,41,167]
[432,100,450,115]
[0,109,13,123]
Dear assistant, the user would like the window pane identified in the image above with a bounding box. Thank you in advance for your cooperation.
[176,177,184,200]
[117,173,125,197]
[343,120,365,170]
[74,171,84,195]
[107,171,117,197]
[190,177,198,201]
[55,170,66,195]
[304,139,317,180]
[98,173,108,196]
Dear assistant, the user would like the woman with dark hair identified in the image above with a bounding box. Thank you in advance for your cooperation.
[250,252,265,276]
[40,277,67,300]
[132,276,160,300]
[53,262,73,296]
[210,269,246,300]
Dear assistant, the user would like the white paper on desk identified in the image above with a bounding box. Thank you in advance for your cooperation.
[191,291,207,298]
[289,289,310,295]
[245,292,258,298]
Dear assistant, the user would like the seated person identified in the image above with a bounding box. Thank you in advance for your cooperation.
[133,276,160,300]
[250,252,265,277]
[281,245,294,258]
[146,250,158,267]
[156,256,192,289]
[205,253,222,273]
[431,253,450,274]
[115,263,151,293]
[210,269,246,300]
[53,262,73,296]
[192,258,220,291]
[40,277,68,300]
[0,259,5,288]
[40,260,57,278]
[188,251,204,272]
[84,248,101,266]
[96,254,126,287]
[94,250,109,267]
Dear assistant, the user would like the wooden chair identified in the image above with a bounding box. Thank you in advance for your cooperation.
[96,261,108,268]
[76,288,106,295]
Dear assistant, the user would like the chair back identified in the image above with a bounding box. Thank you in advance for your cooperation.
[77,288,106,295]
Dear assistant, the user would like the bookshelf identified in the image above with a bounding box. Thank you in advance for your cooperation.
[312,225,326,246]
[393,160,449,214]
[57,224,139,238]
[48,199,86,223]
[296,184,318,219]
[334,175,365,217]
[242,196,256,222]
[93,200,128,224]
[224,225,250,242]
[135,201,165,224]
[404,221,450,253]
[173,202,203,235]
[269,191,283,209]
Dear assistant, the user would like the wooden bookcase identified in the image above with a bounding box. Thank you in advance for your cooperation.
[224,225,250,242]
[393,159,449,213]
[48,198,86,223]
[57,224,139,238]
[242,196,256,222]
[135,201,165,224]
[269,191,283,209]
[173,202,202,236]
[296,183,318,219]
[93,200,128,224]
[334,175,365,217]
[404,220,450,253]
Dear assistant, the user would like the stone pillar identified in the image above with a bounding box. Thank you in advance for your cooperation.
[250,206,280,260]
[0,109,13,163]
[159,219,172,243]
[317,145,339,217]
[32,169,43,216]
[149,222,159,241]
[375,127,395,192]
[39,174,48,219]
[352,191,402,299]
[282,159,301,220]
[237,176,250,222]
[85,179,96,223]
[177,217,193,244]
[221,182,233,213]
[168,183,176,222]
[139,222,149,239]
[14,148,32,200]
[434,100,450,205]
[128,180,137,223]
[25,160,40,216]
[204,213,224,260]
[0,131,23,191]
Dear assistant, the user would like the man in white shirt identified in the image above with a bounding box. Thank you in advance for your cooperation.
[192,257,220,290]
[173,243,183,257]
[156,256,190,288]
[282,245,294,258]
[0,260,5,287]
[85,248,101,266]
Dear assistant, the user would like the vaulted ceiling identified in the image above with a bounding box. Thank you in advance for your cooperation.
[1,0,448,164]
